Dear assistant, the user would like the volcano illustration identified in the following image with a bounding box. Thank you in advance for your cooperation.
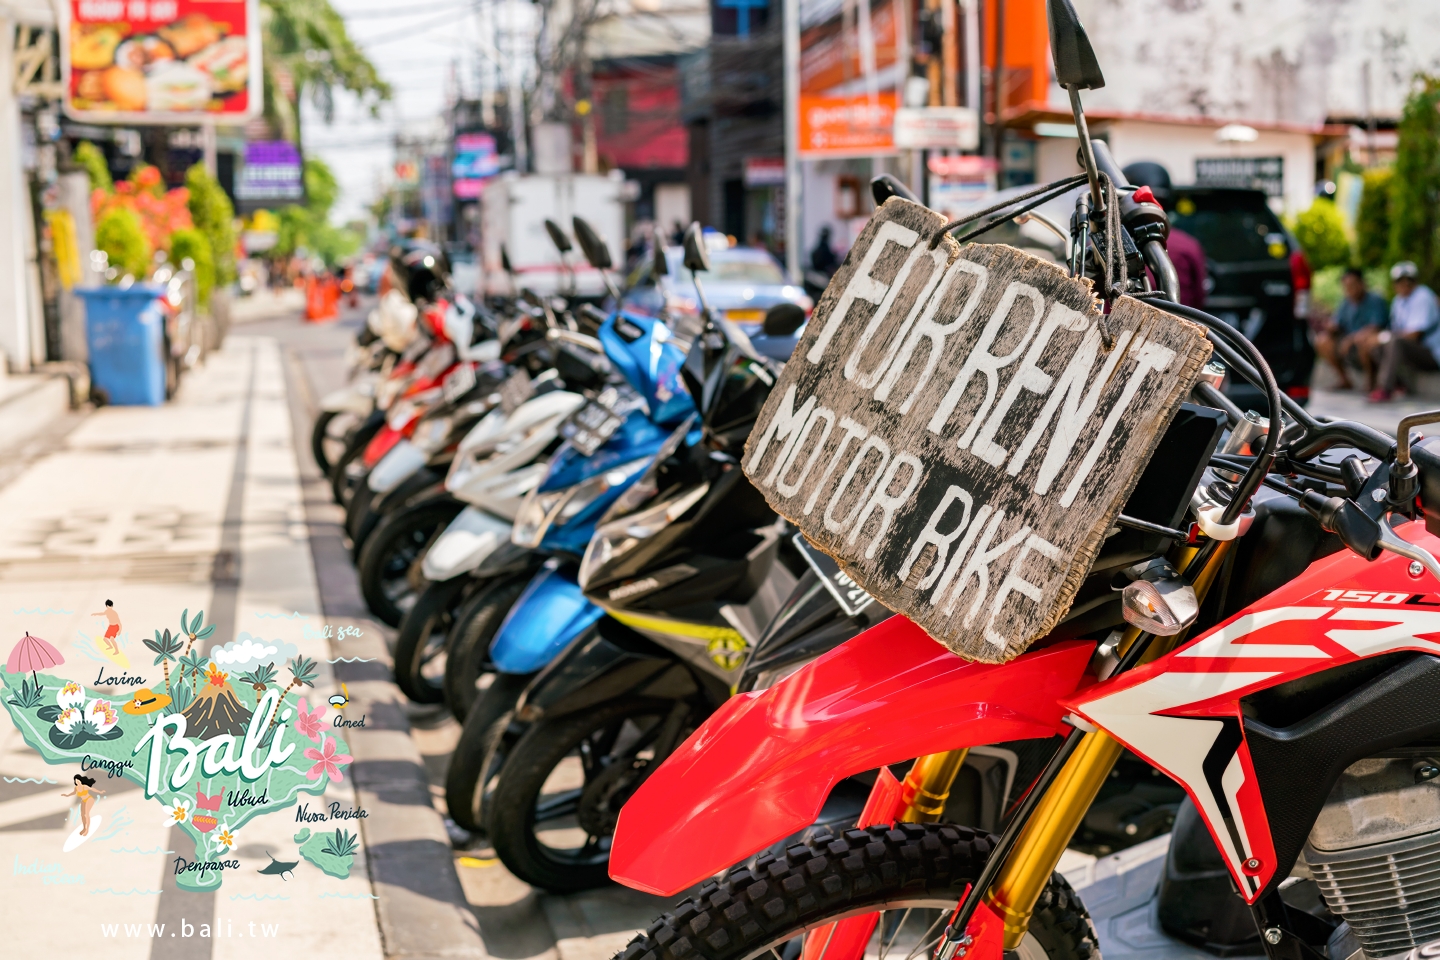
[182,664,253,738]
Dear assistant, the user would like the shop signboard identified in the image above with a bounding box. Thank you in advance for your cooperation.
[453,132,499,199]
[798,0,904,158]
[742,198,1212,662]
[1195,156,1284,197]
[744,156,786,187]
[62,0,262,123]
[235,140,302,203]
[893,107,979,150]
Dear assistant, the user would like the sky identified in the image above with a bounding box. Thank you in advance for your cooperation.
[303,0,490,226]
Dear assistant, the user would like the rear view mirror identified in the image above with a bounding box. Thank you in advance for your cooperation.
[544,219,573,254]
[500,244,514,275]
[762,302,806,337]
[1047,0,1105,89]
[871,174,919,206]
[652,242,669,277]
[572,217,613,270]
[682,223,710,273]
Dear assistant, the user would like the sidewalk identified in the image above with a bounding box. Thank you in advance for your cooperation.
[0,336,385,956]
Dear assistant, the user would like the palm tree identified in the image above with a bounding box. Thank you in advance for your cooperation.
[267,656,319,734]
[178,609,216,657]
[237,663,278,704]
[143,629,183,693]
[178,650,208,697]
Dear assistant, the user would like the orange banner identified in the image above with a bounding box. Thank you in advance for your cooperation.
[799,91,899,156]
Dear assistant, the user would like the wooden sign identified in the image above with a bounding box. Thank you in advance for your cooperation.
[743,199,1212,662]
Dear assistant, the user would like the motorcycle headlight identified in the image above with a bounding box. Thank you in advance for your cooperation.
[579,482,710,589]
[411,415,454,454]
[510,457,652,549]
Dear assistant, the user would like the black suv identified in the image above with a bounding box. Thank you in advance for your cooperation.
[1167,187,1313,411]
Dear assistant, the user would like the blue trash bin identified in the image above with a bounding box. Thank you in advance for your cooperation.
[77,285,167,406]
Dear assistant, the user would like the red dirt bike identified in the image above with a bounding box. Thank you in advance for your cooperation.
[603,8,1440,960]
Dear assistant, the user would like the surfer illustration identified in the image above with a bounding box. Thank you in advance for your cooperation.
[61,773,105,836]
[91,601,121,655]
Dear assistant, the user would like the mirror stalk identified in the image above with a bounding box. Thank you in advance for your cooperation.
[1068,87,1104,214]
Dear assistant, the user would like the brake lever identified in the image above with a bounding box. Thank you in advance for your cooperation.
[1378,514,1440,582]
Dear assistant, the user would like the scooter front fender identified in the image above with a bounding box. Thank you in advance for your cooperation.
[609,616,1095,896]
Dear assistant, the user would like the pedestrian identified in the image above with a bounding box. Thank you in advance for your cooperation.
[1314,267,1388,391]
[810,226,840,278]
[91,599,121,655]
[1371,261,1440,402]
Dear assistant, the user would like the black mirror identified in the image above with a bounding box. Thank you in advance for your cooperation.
[871,174,919,206]
[1047,0,1104,89]
[762,302,806,338]
[652,242,668,277]
[500,243,514,275]
[544,219,573,254]
[682,222,710,273]
[572,217,612,270]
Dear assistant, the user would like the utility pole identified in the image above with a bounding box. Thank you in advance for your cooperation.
[783,0,800,279]
[941,0,958,106]
[991,0,1004,168]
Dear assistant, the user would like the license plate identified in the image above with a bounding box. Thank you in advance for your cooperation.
[793,534,874,617]
[499,368,534,414]
[443,362,477,402]
[560,399,627,456]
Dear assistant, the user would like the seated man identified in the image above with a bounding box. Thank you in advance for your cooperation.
[1315,267,1387,390]
[1372,261,1440,402]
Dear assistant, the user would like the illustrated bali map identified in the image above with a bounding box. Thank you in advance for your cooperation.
[1,606,361,893]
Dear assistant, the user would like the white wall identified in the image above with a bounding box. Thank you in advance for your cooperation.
[0,18,34,370]
[1034,121,1317,215]
[1074,0,1440,126]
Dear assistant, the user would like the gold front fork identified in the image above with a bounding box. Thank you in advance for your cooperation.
[985,539,1232,948]
[899,748,970,822]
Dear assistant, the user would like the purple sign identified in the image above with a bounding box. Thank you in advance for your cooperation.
[237,141,303,202]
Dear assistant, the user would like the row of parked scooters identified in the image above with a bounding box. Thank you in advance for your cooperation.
[311,220,889,892]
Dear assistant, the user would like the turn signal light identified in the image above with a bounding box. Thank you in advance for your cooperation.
[1121,561,1199,636]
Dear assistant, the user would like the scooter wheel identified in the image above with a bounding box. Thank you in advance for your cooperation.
[392,577,468,704]
[488,698,695,893]
[356,497,464,627]
[443,670,536,833]
[311,410,358,476]
[443,574,530,721]
[615,824,1100,960]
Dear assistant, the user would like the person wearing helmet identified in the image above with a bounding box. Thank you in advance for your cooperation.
[1371,260,1440,402]
[1121,162,1207,308]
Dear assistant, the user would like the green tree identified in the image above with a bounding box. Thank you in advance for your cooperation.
[169,228,216,307]
[259,0,391,145]
[72,141,111,191]
[1389,75,1440,285]
[95,207,151,278]
[184,166,237,288]
[1291,199,1352,269]
[274,158,360,266]
[1356,168,1393,268]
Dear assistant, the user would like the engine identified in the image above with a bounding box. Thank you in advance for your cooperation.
[1304,756,1440,959]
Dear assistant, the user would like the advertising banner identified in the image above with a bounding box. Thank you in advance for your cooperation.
[63,0,261,123]
[798,0,905,158]
[452,132,500,200]
[235,141,303,204]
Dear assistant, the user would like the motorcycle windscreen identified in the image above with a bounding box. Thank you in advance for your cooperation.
[600,311,694,426]
[490,563,606,674]
[609,616,1094,895]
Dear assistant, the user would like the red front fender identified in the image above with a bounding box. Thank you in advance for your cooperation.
[610,616,1095,895]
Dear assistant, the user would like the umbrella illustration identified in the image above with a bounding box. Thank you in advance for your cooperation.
[5,631,63,687]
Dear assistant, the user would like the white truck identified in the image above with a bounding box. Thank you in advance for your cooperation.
[481,172,628,297]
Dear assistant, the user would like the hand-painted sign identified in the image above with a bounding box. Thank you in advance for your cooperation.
[743,198,1211,662]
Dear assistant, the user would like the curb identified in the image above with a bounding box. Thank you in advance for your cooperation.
[278,337,487,959]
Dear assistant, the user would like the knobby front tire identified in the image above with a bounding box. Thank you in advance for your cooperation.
[615,822,1101,960]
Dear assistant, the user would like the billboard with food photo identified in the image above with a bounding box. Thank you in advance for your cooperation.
[63,0,261,123]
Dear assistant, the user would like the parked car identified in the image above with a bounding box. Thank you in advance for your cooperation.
[622,240,813,360]
[1167,186,1314,409]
